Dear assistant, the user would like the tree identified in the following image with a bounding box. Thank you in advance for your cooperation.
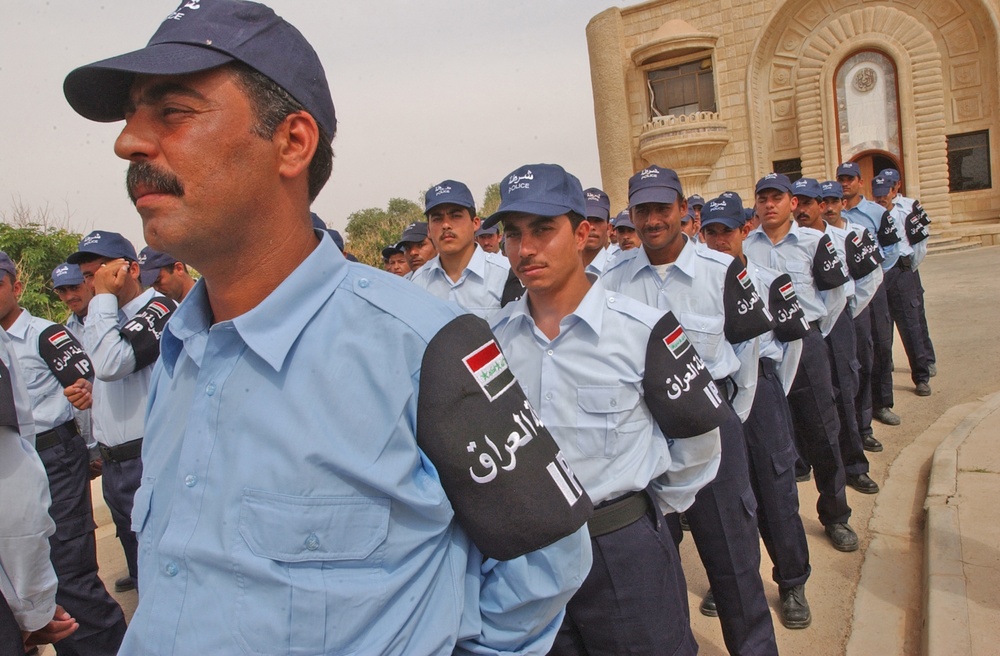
[0,201,83,323]
[480,183,501,219]
[344,197,424,268]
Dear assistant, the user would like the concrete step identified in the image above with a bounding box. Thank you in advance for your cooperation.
[927,238,982,256]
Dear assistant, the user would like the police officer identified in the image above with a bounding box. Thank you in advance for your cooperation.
[489,163,723,655]
[0,252,127,654]
[791,178,879,495]
[381,244,409,276]
[838,162,902,425]
[66,231,176,593]
[52,263,92,341]
[138,247,196,302]
[822,181,886,453]
[700,194,814,630]
[612,209,640,251]
[396,221,436,277]
[745,173,860,552]
[688,194,705,233]
[409,180,510,319]
[582,187,613,275]
[604,166,777,654]
[474,224,502,254]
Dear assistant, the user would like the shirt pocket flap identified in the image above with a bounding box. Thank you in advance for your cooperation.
[577,385,639,414]
[784,260,808,273]
[239,490,390,563]
[678,312,724,336]
[130,478,155,533]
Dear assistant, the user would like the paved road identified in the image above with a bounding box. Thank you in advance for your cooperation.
[78,246,1000,654]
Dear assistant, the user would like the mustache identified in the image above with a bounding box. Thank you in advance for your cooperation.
[126,162,184,204]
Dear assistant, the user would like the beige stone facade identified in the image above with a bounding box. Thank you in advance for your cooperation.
[586,0,1000,243]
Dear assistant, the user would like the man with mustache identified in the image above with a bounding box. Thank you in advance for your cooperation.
[52,263,93,341]
[65,231,176,596]
[475,224,502,254]
[63,2,590,653]
[612,209,641,251]
[396,221,436,276]
[582,187,612,275]
[409,180,510,319]
[138,247,196,303]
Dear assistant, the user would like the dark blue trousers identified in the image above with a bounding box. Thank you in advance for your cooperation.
[0,593,21,656]
[853,305,875,439]
[744,359,810,591]
[40,428,126,655]
[550,494,697,656]
[884,262,931,385]
[914,268,936,366]
[685,409,777,656]
[101,455,143,582]
[787,328,852,526]
[825,311,869,477]
[868,283,895,411]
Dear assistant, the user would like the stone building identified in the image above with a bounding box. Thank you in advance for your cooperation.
[586,0,1000,246]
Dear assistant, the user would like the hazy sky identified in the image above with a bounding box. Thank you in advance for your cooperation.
[0,0,623,250]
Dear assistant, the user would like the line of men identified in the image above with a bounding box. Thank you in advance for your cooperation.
[371,159,935,655]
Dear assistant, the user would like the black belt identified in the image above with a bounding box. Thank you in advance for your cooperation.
[99,438,143,463]
[34,420,77,452]
[588,491,651,538]
[809,320,821,331]
[895,255,913,271]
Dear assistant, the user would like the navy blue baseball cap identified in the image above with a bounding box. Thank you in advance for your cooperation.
[820,181,844,199]
[879,168,901,183]
[310,212,327,230]
[687,194,705,208]
[63,0,337,140]
[483,164,586,229]
[381,244,403,259]
[628,166,683,208]
[67,231,139,264]
[138,246,179,287]
[755,173,793,195]
[836,162,861,178]
[871,176,893,197]
[475,225,499,237]
[398,222,429,245]
[584,187,611,221]
[612,209,635,230]
[701,196,746,230]
[680,208,693,224]
[0,253,16,281]
[718,190,744,210]
[51,262,84,288]
[743,207,757,222]
[791,177,823,200]
[425,180,476,215]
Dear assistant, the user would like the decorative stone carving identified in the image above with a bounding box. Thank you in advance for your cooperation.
[770,63,794,91]
[942,20,978,57]
[853,67,877,92]
[950,61,981,90]
[771,98,796,121]
[637,112,730,190]
[924,0,964,28]
[773,125,798,151]
[953,93,983,122]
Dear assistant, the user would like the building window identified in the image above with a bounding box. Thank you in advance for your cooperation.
[647,58,716,118]
[947,130,991,192]
[772,158,803,183]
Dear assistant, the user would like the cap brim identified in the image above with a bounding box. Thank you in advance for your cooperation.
[700,217,744,230]
[139,269,159,288]
[482,199,577,229]
[628,187,680,208]
[755,183,791,195]
[64,43,235,123]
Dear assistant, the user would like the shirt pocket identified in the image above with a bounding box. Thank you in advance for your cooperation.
[235,490,391,656]
[679,311,725,366]
[783,259,811,288]
[576,385,641,458]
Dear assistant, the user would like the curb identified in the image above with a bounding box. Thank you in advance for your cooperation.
[922,391,1000,656]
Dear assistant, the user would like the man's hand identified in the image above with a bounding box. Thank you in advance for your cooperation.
[88,458,103,480]
[93,258,130,296]
[23,605,79,647]
[64,379,93,410]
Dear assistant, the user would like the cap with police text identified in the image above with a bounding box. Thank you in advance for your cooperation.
[63,0,336,140]
[138,246,179,287]
[51,262,84,288]
[718,191,744,211]
[398,222,429,245]
[483,164,586,229]
[425,180,476,215]
[67,231,139,264]
[584,187,610,222]
[687,194,705,208]
[0,253,16,281]
[871,176,893,197]
[836,162,861,178]
[612,209,635,230]
[791,177,823,200]
[755,173,793,195]
[879,168,901,183]
[701,197,746,230]
[628,166,683,208]
[820,181,844,199]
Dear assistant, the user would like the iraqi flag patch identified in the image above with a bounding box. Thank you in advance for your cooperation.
[779,281,795,301]
[736,268,751,289]
[47,330,71,349]
[663,325,692,359]
[147,301,171,319]
[463,340,516,402]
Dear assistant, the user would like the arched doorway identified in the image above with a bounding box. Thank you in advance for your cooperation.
[852,151,901,199]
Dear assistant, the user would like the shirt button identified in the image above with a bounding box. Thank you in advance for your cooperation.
[184,474,198,487]
[609,296,616,303]
[610,399,617,407]
[165,562,179,577]
[545,392,553,401]
[547,349,554,356]
[358,279,370,289]
[205,383,216,396]
[304,534,320,551]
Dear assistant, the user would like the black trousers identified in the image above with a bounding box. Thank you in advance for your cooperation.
[825,311,869,476]
[101,454,143,582]
[853,305,875,438]
[884,262,932,385]
[914,268,936,365]
[868,283,895,411]
[0,593,23,656]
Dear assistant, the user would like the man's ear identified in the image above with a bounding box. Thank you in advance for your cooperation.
[275,111,319,183]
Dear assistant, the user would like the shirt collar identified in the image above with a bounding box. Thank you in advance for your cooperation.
[5,308,31,340]
[502,273,605,340]
[426,245,486,281]
[626,235,696,280]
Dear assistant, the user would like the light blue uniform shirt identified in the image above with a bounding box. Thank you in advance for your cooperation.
[86,287,159,447]
[602,238,760,422]
[491,276,721,515]
[843,197,900,270]
[832,222,884,317]
[65,312,86,343]
[0,328,57,633]
[5,309,76,432]
[408,245,510,319]
[892,194,929,268]
[124,236,590,655]
[744,221,848,337]
[744,262,803,394]
[584,247,611,276]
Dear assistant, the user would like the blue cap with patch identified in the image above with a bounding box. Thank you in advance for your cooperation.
[687,194,705,208]
[718,190,744,211]
[628,166,683,208]
[612,209,635,230]
[871,176,893,197]
[836,162,861,178]
[755,172,793,195]
[64,0,336,140]
[701,196,746,230]
[483,164,586,229]
[820,180,844,199]
[584,188,610,221]
[879,168,900,183]
[381,244,402,259]
[51,262,84,288]
[398,222,429,245]
[138,246,179,287]
[67,230,138,264]
[792,177,823,199]
[425,180,476,215]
